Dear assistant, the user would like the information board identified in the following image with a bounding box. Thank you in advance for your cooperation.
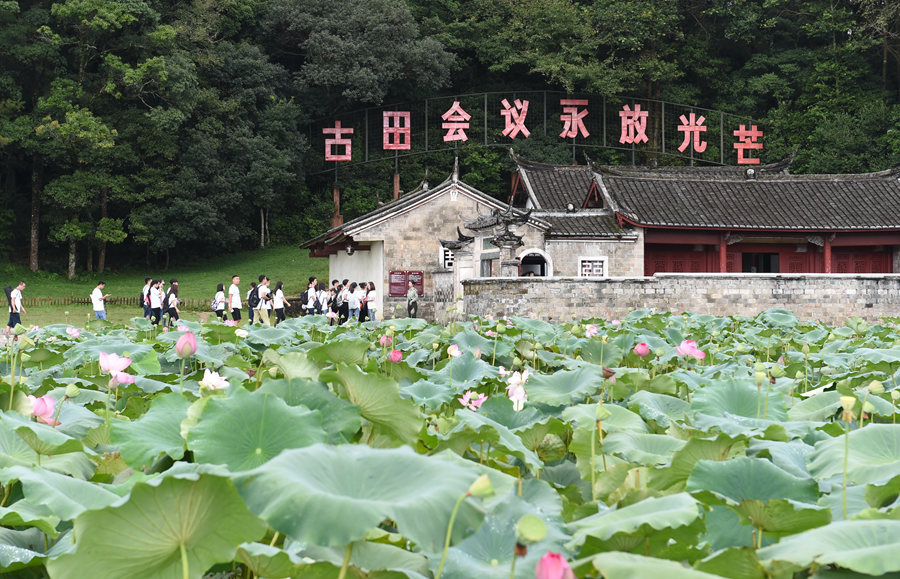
[389,270,424,297]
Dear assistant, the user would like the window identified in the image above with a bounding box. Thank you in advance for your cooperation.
[441,248,455,269]
[580,257,608,277]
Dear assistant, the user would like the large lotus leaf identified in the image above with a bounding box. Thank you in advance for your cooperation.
[321,364,422,446]
[0,500,60,538]
[732,498,831,535]
[694,547,767,579]
[686,457,818,504]
[628,390,692,426]
[398,379,454,410]
[788,391,841,422]
[46,474,267,579]
[693,379,787,421]
[450,329,512,359]
[587,552,722,579]
[20,347,64,368]
[852,347,900,366]
[63,337,152,367]
[692,412,807,442]
[237,542,303,579]
[202,323,242,345]
[428,354,498,393]
[129,349,161,375]
[0,465,123,520]
[296,541,432,578]
[263,349,321,380]
[757,309,800,330]
[243,325,299,347]
[757,520,900,575]
[233,444,481,551]
[525,365,605,406]
[259,378,361,443]
[865,473,900,509]
[509,317,560,343]
[602,431,686,465]
[187,387,326,471]
[53,403,104,440]
[0,527,47,573]
[438,409,542,472]
[749,439,816,479]
[568,493,702,550]
[581,341,624,367]
[563,403,649,433]
[0,419,94,478]
[808,424,900,484]
[308,339,371,366]
[650,434,748,492]
[433,480,570,579]
[2,412,83,456]
[110,392,190,469]
[478,397,550,431]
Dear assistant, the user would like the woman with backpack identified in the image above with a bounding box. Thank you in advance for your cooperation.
[272,281,290,325]
[149,279,163,325]
[165,281,180,325]
[316,282,329,315]
[213,283,227,320]
[358,282,370,323]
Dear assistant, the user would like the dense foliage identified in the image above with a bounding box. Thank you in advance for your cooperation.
[0,309,899,577]
[2,0,900,272]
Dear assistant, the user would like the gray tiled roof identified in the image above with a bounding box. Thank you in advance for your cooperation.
[539,213,630,238]
[603,168,900,230]
[517,160,593,210]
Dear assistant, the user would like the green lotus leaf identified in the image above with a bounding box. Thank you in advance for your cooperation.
[0,527,47,573]
[297,540,432,578]
[732,498,831,535]
[650,433,747,492]
[787,391,841,422]
[628,390,692,426]
[748,439,816,479]
[756,309,799,330]
[20,347,64,368]
[438,409,542,472]
[568,493,702,551]
[110,392,190,469]
[602,431,686,466]
[399,379,454,410]
[63,337,152,367]
[46,474,267,579]
[321,364,422,446]
[694,547,766,579]
[263,349,321,380]
[308,339,371,366]
[0,500,60,538]
[428,354,498,393]
[129,350,161,375]
[187,387,326,471]
[808,424,900,484]
[244,325,299,347]
[686,457,818,504]
[0,465,123,520]
[581,341,624,367]
[0,419,94,478]
[233,444,480,550]
[451,328,513,359]
[509,317,560,343]
[526,365,606,406]
[237,542,302,579]
[757,520,900,575]
[587,550,721,578]
[2,412,84,456]
[259,378,361,443]
[692,379,787,421]
[563,403,649,433]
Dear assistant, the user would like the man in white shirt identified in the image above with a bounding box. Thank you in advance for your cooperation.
[6,280,26,337]
[228,275,242,323]
[255,275,272,326]
[141,277,151,319]
[91,281,111,320]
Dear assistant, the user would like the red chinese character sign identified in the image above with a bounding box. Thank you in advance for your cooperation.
[619,104,648,144]
[500,98,530,139]
[559,99,589,139]
[323,121,353,161]
[442,101,470,142]
[383,112,411,150]
[733,124,763,165]
[677,113,707,153]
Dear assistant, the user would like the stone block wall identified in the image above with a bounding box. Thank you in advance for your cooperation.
[546,233,644,277]
[462,274,900,324]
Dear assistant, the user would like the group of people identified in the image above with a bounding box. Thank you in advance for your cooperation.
[300,277,378,324]
[210,274,291,326]
[139,278,183,325]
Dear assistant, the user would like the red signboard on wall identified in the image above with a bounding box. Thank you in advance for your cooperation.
[389,270,424,297]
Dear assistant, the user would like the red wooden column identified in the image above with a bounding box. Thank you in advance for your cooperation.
[719,233,728,272]
[824,234,832,273]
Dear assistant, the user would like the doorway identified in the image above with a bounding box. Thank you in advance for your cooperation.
[742,253,779,273]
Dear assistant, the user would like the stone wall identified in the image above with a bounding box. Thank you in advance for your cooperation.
[546,233,644,277]
[462,274,900,324]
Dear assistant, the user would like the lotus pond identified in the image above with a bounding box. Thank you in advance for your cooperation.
[1,309,900,578]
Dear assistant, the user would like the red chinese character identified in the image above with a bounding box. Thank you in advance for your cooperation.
[559,99,589,139]
[441,101,470,142]
[677,113,707,153]
[619,104,648,144]
[383,111,411,150]
[323,121,353,161]
[733,124,763,165]
[500,98,530,139]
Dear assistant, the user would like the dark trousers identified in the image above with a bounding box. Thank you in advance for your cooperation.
[215,310,227,320]
[408,301,418,318]
[339,302,349,325]
[231,308,242,321]
[151,308,162,325]
[274,308,286,324]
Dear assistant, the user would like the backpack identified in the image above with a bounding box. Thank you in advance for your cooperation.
[162,291,171,311]
[210,298,218,311]
[247,286,260,309]
[3,285,12,310]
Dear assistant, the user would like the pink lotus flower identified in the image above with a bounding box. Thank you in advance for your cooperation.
[447,344,461,358]
[535,552,575,579]
[485,330,496,337]
[473,347,482,359]
[380,335,392,347]
[458,390,488,411]
[633,342,650,357]
[175,331,198,358]
[610,319,621,326]
[473,323,479,331]
[224,320,237,327]
[162,326,169,332]
[177,325,189,332]
[27,395,58,425]
[99,352,135,384]
[198,368,229,390]
[498,365,509,378]
[65,326,80,338]
[389,349,403,363]
[326,311,338,319]
[584,324,599,338]
[505,369,531,411]
[675,339,706,360]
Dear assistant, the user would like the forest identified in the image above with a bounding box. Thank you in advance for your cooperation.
[1,0,899,276]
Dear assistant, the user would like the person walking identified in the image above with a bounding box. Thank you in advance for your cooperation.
[6,281,25,337]
[228,275,242,323]
[272,281,290,325]
[91,281,111,320]
[347,282,360,321]
[303,277,317,315]
[214,283,227,320]
[366,281,378,324]
[358,282,370,323]
[316,282,329,315]
[149,279,163,325]
[141,277,152,319]
[339,278,350,324]
[246,281,257,324]
[165,280,180,325]
[406,280,419,318]
[255,275,272,326]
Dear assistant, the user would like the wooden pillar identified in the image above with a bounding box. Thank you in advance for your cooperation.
[824,234,832,273]
[331,185,343,228]
[719,233,728,272]
[393,172,400,200]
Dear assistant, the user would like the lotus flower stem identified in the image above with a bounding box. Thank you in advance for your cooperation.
[590,423,597,502]
[51,396,66,429]
[337,542,353,579]
[8,344,15,412]
[435,491,468,579]
[763,380,771,419]
[448,358,453,393]
[842,426,850,520]
[180,541,189,579]
[491,335,498,366]
[268,532,280,547]
[179,357,186,395]
[507,552,517,579]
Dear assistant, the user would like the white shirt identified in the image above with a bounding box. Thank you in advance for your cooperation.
[149,287,162,308]
[9,288,21,313]
[317,289,328,310]
[142,284,150,304]
[228,284,241,309]
[168,295,179,309]
[215,291,226,311]
[305,285,317,309]
[273,289,284,309]
[366,290,377,312]
[257,285,270,309]
[349,289,362,309]
[90,287,105,311]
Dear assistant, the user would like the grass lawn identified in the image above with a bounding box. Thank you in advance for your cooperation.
[0,246,327,326]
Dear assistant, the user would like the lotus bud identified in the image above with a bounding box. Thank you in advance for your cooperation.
[432,343,439,350]
[466,474,494,498]
[711,330,719,337]
[891,390,900,401]
[13,324,28,336]
[175,332,198,358]
[268,367,279,378]
[600,335,608,343]
[869,380,885,395]
[512,356,522,367]
[862,400,876,414]
[534,342,542,350]
[840,396,856,412]
[827,333,835,342]
[655,349,665,358]
[770,365,786,379]
[65,384,80,398]
[755,372,767,385]
[754,362,766,373]
[497,324,506,334]
[795,371,804,380]
[802,343,810,355]
[515,514,547,544]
